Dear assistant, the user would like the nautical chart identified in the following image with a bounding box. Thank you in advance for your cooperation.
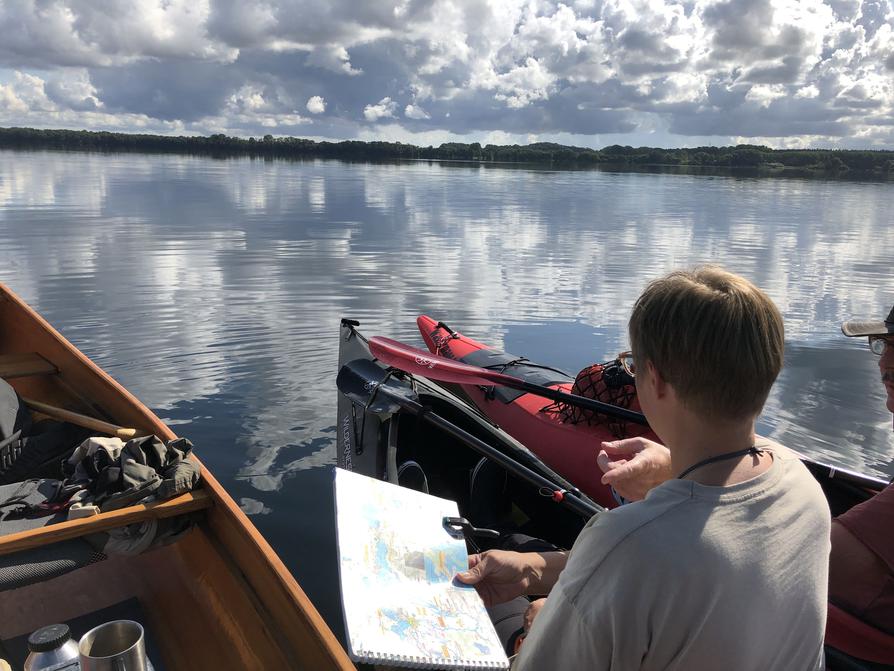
[334,467,509,669]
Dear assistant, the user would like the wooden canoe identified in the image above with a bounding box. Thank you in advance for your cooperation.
[0,284,355,670]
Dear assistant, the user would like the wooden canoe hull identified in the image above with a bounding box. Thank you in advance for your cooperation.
[0,284,354,671]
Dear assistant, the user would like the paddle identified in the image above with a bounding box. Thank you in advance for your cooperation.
[368,336,650,427]
[364,332,889,495]
[337,358,603,520]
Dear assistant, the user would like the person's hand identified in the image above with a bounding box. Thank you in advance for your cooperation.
[597,437,672,501]
[456,550,540,607]
[523,598,547,633]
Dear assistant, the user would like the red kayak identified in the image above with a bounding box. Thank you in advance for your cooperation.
[417,315,659,509]
[414,316,894,665]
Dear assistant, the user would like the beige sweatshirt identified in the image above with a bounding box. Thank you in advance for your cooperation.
[515,443,831,671]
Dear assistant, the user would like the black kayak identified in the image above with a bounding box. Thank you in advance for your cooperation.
[335,318,893,670]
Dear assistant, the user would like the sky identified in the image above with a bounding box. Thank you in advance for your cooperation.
[0,0,892,150]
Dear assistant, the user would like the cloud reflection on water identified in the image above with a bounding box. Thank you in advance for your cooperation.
[0,151,891,499]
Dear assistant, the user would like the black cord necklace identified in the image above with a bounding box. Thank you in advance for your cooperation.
[677,445,764,480]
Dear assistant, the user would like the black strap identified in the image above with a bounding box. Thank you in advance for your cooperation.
[678,446,763,480]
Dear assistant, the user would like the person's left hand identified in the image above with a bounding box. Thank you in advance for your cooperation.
[523,598,547,633]
[597,437,672,501]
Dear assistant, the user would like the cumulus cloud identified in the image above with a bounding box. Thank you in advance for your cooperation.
[306,45,362,76]
[306,95,326,114]
[363,96,397,122]
[0,0,892,147]
[404,103,430,119]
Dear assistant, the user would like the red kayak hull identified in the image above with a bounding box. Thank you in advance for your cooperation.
[416,315,894,664]
[417,315,657,509]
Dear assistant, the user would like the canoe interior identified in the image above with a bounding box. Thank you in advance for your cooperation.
[0,287,354,671]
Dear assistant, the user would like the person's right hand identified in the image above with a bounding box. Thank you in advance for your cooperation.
[523,597,547,633]
[456,550,538,607]
[597,437,672,501]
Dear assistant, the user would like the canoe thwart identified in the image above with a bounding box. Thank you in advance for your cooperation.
[0,353,58,379]
[0,489,213,557]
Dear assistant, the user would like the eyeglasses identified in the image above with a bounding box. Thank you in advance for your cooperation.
[869,336,891,356]
[619,351,636,377]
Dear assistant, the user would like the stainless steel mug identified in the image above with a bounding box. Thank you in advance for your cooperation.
[78,620,147,671]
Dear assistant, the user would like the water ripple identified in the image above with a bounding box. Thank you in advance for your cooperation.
[2,149,893,628]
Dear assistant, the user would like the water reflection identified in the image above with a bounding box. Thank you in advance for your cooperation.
[0,149,892,632]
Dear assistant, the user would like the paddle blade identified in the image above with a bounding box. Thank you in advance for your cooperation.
[336,358,418,415]
[369,337,517,387]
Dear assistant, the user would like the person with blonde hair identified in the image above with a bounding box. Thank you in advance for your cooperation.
[458,266,831,670]
[598,302,894,638]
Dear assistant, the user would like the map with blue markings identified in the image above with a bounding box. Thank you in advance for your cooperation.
[334,467,509,669]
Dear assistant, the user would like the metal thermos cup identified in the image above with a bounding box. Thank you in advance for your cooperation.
[78,620,147,671]
[24,624,80,670]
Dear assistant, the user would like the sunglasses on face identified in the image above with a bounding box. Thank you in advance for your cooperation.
[619,351,636,377]
[869,336,891,356]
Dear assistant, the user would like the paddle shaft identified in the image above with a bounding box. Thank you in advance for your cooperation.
[422,410,600,519]
[23,397,139,440]
[513,379,647,425]
[369,336,649,426]
[375,389,601,519]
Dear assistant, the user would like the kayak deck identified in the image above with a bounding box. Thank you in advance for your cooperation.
[416,314,657,508]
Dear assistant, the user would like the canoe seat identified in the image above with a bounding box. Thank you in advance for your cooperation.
[0,353,58,379]
[0,538,103,591]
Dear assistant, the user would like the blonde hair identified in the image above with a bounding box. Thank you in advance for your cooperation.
[628,266,784,420]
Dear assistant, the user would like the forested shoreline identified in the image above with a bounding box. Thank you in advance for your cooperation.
[2,126,893,176]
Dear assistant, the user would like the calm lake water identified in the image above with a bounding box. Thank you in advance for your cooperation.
[1,149,892,634]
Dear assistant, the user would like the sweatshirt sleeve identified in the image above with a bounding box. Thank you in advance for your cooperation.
[513,582,614,671]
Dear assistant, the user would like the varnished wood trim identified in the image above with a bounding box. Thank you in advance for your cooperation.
[0,352,57,379]
[206,500,357,670]
[0,490,212,556]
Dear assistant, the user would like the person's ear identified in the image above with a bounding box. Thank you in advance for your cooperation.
[645,360,668,399]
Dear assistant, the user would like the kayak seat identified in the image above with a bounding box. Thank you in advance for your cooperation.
[826,602,894,665]
[469,457,509,530]
[397,460,429,494]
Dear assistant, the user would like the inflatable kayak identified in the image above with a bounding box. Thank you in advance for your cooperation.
[417,315,659,508]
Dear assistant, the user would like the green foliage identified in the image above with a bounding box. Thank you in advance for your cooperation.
[0,127,892,176]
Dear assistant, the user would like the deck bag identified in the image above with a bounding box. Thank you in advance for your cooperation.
[555,358,647,439]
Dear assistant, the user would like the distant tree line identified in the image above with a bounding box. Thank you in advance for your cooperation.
[2,126,893,176]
